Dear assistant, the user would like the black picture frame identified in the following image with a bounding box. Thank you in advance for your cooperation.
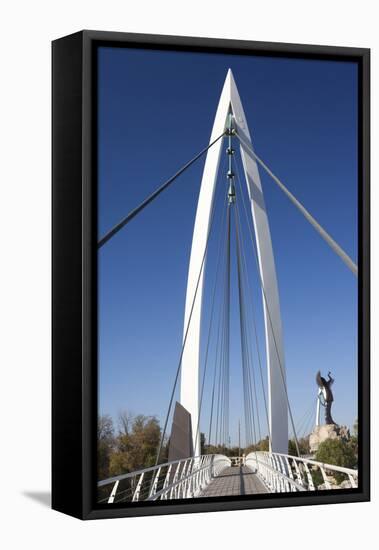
[52,30,370,520]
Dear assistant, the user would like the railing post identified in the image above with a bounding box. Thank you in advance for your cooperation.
[319,466,332,490]
[132,472,145,502]
[211,455,215,477]
[107,480,119,504]
[291,457,304,486]
[303,462,315,490]
[170,461,182,499]
[278,455,289,492]
[348,473,358,488]
[284,456,295,492]
[244,451,358,494]
[269,453,276,491]
[148,467,161,499]
[161,464,172,500]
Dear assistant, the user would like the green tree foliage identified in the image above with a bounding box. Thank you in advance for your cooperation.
[109,414,161,476]
[228,446,242,457]
[204,444,229,456]
[202,444,241,457]
[200,432,206,455]
[349,418,358,457]
[245,436,270,454]
[353,418,358,436]
[288,437,310,456]
[97,415,115,480]
[257,437,270,452]
[315,438,357,484]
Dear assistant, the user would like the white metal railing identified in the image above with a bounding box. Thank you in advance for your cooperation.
[246,451,358,492]
[97,454,231,503]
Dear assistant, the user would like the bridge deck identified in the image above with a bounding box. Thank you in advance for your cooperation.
[201,466,268,497]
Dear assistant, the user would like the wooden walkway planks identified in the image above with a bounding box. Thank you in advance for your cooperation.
[200,466,268,497]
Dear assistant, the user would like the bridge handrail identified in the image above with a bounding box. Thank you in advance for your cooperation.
[246,453,305,491]
[275,453,358,477]
[246,451,358,493]
[98,455,210,487]
[147,457,222,501]
[97,454,231,503]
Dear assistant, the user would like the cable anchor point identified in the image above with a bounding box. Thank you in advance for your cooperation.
[226,114,236,204]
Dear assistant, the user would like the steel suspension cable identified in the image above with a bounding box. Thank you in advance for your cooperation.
[215,207,231,447]
[235,133,357,276]
[299,408,315,439]
[235,177,301,456]
[296,396,318,437]
[214,316,223,445]
[245,335,262,442]
[300,401,319,439]
[235,208,252,445]
[206,162,230,448]
[235,211,258,447]
[154,175,221,465]
[194,193,228,450]
[233,176,272,446]
[224,206,231,447]
[98,132,226,248]
[208,286,226,446]
[241,275,256,446]
[214,219,229,447]
[209,190,231,447]
[217,214,228,446]
[237,235,262,444]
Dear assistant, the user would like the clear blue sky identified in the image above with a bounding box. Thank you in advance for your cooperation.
[98,46,358,446]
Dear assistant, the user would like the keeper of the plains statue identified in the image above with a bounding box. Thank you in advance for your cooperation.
[316,370,336,425]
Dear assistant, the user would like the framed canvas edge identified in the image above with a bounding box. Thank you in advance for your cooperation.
[52,31,85,520]
[52,30,370,520]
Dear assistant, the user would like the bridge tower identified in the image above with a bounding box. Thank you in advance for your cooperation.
[180,69,288,456]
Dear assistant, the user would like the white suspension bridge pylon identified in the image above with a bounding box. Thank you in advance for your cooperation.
[97,69,358,503]
[181,69,288,456]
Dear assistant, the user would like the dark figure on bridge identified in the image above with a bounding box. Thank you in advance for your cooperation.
[316,371,336,425]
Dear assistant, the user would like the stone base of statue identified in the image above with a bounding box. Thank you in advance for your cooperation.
[309,424,350,454]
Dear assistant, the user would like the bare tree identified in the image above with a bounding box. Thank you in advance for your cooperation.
[97,415,115,480]
[118,410,134,436]
[98,414,114,440]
